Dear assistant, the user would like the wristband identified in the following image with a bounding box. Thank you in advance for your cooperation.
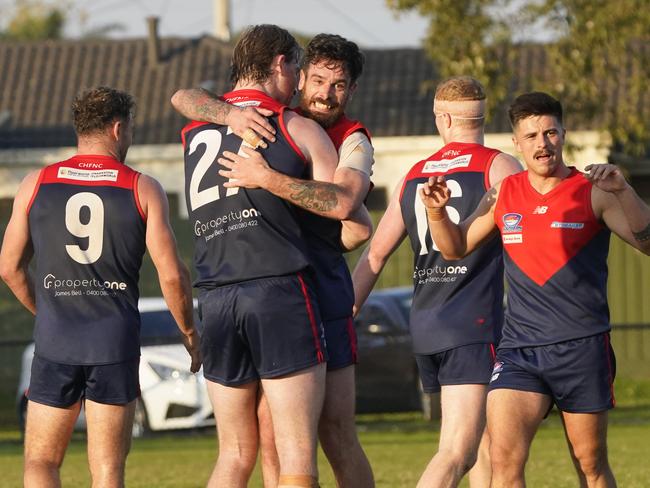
[426,207,447,222]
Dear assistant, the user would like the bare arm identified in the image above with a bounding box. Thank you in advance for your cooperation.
[218,114,362,220]
[588,163,650,255]
[138,175,201,372]
[171,87,276,148]
[421,176,499,260]
[0,171,39,315]
[352,179,408,313]
[489,152,523,187]
[335,134,375,249]
[341,203,373,251]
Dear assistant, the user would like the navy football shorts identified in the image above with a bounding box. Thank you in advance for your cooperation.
[489,333,616,413]
[323,317,358,371]
[199,272,327,386]
[28,354,140,407]
[416,343,496,393]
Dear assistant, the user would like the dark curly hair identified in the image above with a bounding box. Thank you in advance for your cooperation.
[303,33,364,84]
[72,86,134,136]
[508,92,563,128]
[230,24,302,85]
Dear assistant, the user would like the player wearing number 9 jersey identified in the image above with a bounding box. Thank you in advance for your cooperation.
[352,77,522,488]
[0,86,200,488]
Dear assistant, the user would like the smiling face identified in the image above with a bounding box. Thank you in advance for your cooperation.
[298,59,356,128]
[512,114,567,178]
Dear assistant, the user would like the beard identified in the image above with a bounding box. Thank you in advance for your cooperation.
[298,96,345,129]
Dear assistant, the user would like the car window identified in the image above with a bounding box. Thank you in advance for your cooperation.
[140,309,201,346]
[356,304,399,331]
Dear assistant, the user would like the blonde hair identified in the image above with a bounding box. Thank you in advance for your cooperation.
[434,76,486,129]
[435,76,486,101]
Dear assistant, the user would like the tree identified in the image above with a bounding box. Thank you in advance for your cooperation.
[530,0,650,157]
[387,0,650,158]
[386,0,515,119]
[0,1,66,41]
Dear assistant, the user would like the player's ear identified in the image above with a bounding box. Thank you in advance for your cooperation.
[348,82,358,100]
[111,119,121,141]
[271,54,285,76]
[512,134,521,154]
[298,69,306,91]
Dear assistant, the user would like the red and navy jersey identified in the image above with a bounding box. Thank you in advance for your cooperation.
[325,115,370,150]
[299,116,371,320]
[400,142,504,354]
[28,155,146,365]
[494,169,611,348]
[182,89,312,288]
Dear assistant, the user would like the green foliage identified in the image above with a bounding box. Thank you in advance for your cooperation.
[529,0,650,156]
[386,0,515,119]
[1,1,65,41]
[387,0,650,158]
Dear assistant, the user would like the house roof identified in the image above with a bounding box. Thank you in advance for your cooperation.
[0,35,636,149]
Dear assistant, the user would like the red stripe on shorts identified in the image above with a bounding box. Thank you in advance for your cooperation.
[346,317,358,363]
[604,333,616,407]
[297,273,325,363]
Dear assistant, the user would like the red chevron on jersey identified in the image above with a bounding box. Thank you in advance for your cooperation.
[495,169,603,286]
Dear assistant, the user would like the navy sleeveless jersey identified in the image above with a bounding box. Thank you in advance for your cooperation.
[28,155,146,365]
[494,169,611,348]
[181,89,312,288]
[297,116,372,320]
[400,142,504,354]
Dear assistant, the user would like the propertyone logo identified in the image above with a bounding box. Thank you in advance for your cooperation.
[43,273,127,297]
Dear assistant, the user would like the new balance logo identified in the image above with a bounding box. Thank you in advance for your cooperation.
[533,206,548,214]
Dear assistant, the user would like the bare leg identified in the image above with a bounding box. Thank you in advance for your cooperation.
[262,363,326,488]
[416,384,486,488]
[23,400,81,488]
[258,391,281,488]
[85,399,136,488]
[318,366,374,488]
[206,380,260,488]
[467,427,491,488]
[488,389,552,488]
[561,410,617,488]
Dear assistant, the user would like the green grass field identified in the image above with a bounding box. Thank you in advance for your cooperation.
[1,408,649,488]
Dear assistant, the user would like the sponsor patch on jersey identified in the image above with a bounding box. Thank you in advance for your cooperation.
[58,167,118,182]
[550,221,585,229]
[533,205,548,214]
[422,154,472,173]
[502,212,523,233]
[503,234,523,244]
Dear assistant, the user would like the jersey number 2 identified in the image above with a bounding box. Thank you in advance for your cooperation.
[188,129,245,211]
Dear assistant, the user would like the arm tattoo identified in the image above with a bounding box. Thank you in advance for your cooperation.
[195,88,230,124]
[288,181,338,212]
[633,223,650,242]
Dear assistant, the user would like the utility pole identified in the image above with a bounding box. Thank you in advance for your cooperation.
[214,0,231,42]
